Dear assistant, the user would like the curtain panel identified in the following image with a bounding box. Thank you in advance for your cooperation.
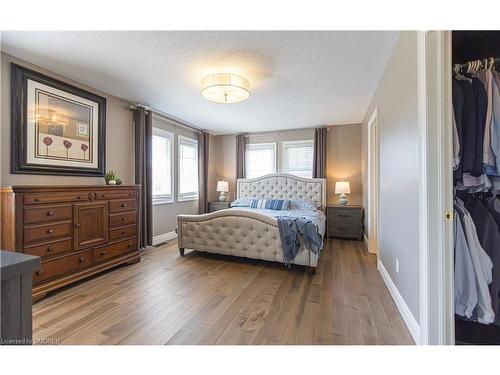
[134,107,153,249]
[236,133,247,179]
[313,127,327,178]
[198,131,210,214]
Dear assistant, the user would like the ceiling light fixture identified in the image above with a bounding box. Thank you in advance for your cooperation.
[201,73,250,104]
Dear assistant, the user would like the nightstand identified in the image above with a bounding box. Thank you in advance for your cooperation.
[208,201,231,212]
[326,205,364,240]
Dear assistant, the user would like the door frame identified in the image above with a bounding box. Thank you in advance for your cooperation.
[417,30,455,345]
[367,107,379,255]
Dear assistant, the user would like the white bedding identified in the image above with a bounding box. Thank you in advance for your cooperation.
[227,207,326,238]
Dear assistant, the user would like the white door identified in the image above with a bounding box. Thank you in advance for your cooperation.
[367,108,379,254]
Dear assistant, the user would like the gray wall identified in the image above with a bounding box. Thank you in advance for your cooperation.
[151,116,200,236]
[212,125,362,205]
[361,31,420,322]
[1,52,134,186]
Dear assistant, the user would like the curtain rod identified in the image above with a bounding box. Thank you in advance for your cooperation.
[129,104,205,134]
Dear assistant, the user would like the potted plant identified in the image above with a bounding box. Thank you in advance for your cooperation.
[105,170,118,185]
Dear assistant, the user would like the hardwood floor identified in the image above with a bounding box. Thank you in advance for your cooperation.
[32,239,414,345]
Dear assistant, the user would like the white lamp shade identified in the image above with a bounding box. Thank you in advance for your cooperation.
[335,181,351,194]
[201,73,250,104]
[216,181,229,192]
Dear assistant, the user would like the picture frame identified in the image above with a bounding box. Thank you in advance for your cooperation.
[11,63,106,176]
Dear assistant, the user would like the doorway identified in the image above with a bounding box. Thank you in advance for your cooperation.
[367,108,379,255]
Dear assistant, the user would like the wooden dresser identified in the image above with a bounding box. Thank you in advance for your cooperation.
[1,185,141,301]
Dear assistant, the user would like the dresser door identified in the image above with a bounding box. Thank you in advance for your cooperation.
[74,202,109,250]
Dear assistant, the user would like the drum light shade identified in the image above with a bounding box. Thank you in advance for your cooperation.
[201,73,250,104]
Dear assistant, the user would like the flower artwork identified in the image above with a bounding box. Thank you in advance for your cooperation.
[63,140,73,158]
[43,136,53,155]
[81,143,89,158]
[12,64,106,176]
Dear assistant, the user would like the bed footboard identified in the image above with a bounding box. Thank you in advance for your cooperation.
[176,209,318,267]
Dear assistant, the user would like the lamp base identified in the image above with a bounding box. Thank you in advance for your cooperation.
[218,191,227,202]
[338,193,348,206]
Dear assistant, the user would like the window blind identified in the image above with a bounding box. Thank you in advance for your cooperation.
[245,143,277,178]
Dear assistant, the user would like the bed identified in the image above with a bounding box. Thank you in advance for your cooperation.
[176,174,326,272]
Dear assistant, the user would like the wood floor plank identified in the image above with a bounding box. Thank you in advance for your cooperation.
[32,238,414,345]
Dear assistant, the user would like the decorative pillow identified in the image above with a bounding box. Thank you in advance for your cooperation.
[230,197,253,207]
[250,199,290,210]
[289,199,316,211]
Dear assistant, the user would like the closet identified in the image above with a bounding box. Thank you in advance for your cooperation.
[452,31,500,344]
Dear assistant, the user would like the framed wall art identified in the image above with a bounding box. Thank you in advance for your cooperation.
[11,63,106,176]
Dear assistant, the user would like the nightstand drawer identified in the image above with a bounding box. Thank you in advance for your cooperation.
[208,201,231,212]
[330,226,360,238]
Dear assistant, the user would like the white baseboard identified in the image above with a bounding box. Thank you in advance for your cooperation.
[153,231,177,246]
[377,258,420,344]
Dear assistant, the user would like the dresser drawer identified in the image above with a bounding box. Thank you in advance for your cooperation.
[109,199,136,213]
[24,237,72,258]
[33,250,92,284]
[109,212,136,228]
[23,204,72,225]
[109,224,136,241]
[24,221,73,244]
[95,190,136,200]
[24,192,88,205]
[93,238,136,264]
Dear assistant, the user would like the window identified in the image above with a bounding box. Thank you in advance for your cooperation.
[152,128,174,204]
[245,142,277,178]
[282,140,314,178]
[178,135,199,201]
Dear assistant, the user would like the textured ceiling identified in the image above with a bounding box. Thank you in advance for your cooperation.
[1,31,399,134]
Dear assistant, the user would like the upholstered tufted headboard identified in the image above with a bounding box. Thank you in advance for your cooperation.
[236,174,326,209]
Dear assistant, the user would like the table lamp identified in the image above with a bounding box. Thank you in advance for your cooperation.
[216,181,229,201]
[335,181,350,205]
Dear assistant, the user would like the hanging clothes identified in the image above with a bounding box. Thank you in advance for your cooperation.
[454,206,478,319]
[466,197,500,326]
[472,78,487,176]
[485,74,500,177]
[453,78,464,176]
[454,199,495,324]
[456,79,477,175]
[485,196,500,230]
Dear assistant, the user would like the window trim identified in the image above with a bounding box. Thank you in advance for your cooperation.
[152,127,174,205]
[177,134,199,202]
[281,139,314,178]
[245,142,277,178]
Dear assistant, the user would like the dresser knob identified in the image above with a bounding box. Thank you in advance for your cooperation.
[47,211,54,216]
[122,203,127,208]
[78,257,85,263]
[47,228,54,234]
[47,247,54,253]
[128,244,132,248]
[34,198,40,202]
[75,223,80,228]
[36,269,44,276]
[100,251,107,256]
[77,196,82,200]
[122,217,127,221]
[122,231,126,235]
